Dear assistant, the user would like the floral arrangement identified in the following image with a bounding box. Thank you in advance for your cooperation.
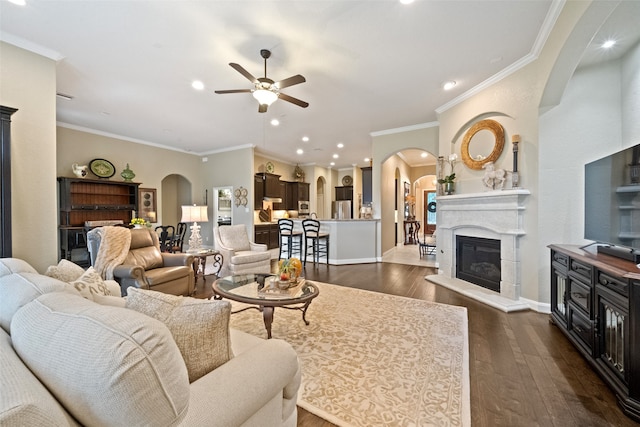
[278,257,302,281]
[130,217,150,227]
[438,153,458,185]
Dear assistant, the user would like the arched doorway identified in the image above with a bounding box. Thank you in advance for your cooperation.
[160,174,191,226]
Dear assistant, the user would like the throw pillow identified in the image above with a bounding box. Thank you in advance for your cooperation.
[126,288,233,382]
[11,292,189,426]
[69,267,112,300]
[44,259,85,283]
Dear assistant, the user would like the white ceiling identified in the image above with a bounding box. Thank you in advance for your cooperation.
[1,1,638,169]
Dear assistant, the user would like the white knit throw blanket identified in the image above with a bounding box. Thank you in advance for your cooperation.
[92,226,132,280]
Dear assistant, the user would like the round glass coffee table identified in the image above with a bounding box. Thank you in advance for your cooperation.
[212,273,319,339]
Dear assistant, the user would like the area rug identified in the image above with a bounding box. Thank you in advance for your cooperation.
[228,282,470,427]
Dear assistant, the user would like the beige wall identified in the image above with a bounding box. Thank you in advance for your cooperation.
[372,125,439,253]
[0,42,58,271]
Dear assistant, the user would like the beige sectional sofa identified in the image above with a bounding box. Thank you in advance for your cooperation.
[0,258,300,426]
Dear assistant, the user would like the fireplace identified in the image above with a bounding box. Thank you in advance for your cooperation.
[426,189,531,310]
[456,236,501,292]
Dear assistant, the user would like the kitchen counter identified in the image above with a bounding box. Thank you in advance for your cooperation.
[288,218,380,264]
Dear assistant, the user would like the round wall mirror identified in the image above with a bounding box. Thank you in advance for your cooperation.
[460,119,505,170]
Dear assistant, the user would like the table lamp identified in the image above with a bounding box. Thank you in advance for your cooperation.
[181,205,208,252]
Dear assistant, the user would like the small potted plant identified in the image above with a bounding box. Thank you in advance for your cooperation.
[438,154,458,195]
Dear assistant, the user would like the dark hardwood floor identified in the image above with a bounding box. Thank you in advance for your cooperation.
[194,261,639,427]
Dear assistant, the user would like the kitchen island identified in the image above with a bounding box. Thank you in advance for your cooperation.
[289,218,380,265]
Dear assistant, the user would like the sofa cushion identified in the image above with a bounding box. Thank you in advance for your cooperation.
[0,328,75,426]
[126,287,233,383]
[125,246,164,270]
[11,292,190,427]
[0,258,38,278]
[44,259,85,283]
[0,272,79,333]
[230,250,272,265]
[218,224,251,251]
[144,265,193,286]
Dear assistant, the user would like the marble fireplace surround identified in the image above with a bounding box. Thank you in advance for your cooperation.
[426,189,531,312]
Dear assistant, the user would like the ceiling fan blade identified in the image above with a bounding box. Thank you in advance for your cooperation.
[278,93,309,108]
[229,63,258,84]
[258,104,268,113]
[214,89,252,94]
[274,74,306,89]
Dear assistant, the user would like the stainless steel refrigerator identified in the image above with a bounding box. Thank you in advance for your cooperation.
[332,200,352,219]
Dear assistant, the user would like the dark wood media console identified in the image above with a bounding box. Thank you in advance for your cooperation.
[549,244,640,421]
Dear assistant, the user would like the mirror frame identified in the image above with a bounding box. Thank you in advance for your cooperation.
[461,119,505,170]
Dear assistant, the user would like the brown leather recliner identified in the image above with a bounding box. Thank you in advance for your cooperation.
[88,227,195,296]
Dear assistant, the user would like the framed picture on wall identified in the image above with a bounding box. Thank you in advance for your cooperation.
[138,188,157,223]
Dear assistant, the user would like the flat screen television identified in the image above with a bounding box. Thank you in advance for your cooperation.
[584,143,640,262]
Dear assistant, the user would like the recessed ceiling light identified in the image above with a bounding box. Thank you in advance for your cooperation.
[296,149,303,155]
[443,81,457,90]
[270,119,280,126]
[421,152,428,158]
[302,136,309,142]
[333,154,339,159]
[8,0,26,5]
[602,39,616,49]
[330,162,335,166]
[364,157,370,162]
[337,143,344,148]
[191,80,204,90]
[399,0,414,4]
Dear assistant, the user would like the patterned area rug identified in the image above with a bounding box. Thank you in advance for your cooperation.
[228,282,470,427]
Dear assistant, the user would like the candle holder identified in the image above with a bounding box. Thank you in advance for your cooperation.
[512,135,520,188]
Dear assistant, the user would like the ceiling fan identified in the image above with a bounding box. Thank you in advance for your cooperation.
[215,49,309,113]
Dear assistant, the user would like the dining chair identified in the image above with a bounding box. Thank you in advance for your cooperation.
[302,219,329,267]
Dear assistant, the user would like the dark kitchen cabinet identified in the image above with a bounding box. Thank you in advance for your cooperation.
[549,244,640,422]
[335,185,353,201]
[286,182,310,209]
[254,174,264,208]
[254,223,279,249]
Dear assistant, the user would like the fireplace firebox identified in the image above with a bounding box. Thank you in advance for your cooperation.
[456,236,501,292]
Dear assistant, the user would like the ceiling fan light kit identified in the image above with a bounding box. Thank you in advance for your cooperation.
[215,49,308,113]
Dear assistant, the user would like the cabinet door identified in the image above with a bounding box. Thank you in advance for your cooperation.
[596,284,629,386]
[274,181,287,210]
[254,175,264,208]
[551,265,568,326]
[298,183,309,201]
[264,174,281,197]
[254,226,269,246]
[269,224,280,249]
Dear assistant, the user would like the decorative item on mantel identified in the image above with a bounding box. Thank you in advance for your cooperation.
[71,163,88,178]
[512,134,520,188]
[437,153,458,195]
[482,161,506,190]
[234,186,248,207]
[120,164,135,182]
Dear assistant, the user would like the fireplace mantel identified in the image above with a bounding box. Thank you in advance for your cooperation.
[427,189,531,312]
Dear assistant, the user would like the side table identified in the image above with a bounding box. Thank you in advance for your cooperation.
[191,250,223,281]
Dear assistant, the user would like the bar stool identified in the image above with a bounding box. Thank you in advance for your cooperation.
[278,219,303,260]
[302,219,329,267]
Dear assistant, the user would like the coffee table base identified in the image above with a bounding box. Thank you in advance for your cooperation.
[228,301,313,339]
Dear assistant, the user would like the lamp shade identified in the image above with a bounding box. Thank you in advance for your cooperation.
[181,205,208,223]
[252,89,278,106]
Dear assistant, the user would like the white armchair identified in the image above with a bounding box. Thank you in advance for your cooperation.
[214,225,272,277]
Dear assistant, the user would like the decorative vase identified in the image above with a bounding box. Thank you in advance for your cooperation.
[121,164,135,182]
[444,182,455,195]
[133,224,143,229]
